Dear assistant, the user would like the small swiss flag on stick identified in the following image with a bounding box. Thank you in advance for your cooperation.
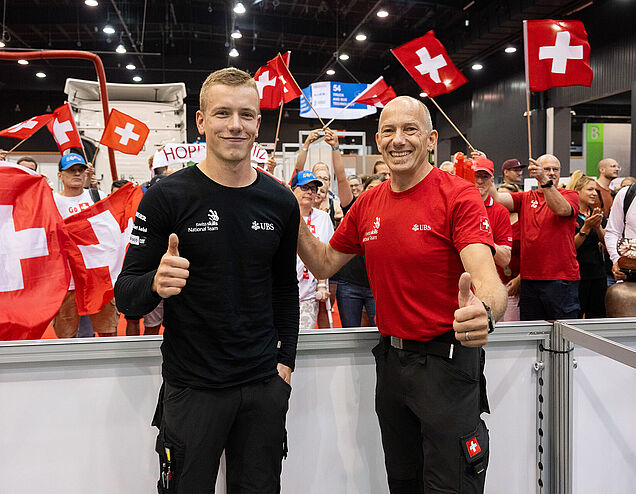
[100,109,150,155]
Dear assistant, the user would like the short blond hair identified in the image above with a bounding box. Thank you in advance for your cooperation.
[199,67,259,112]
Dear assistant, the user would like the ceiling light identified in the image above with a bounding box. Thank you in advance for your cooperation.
[231,29,242,39]
[465,19,470,27]
[376,9,389,18]
[18,59,29,65]
[229,47,239,57]
[132,75,142,82]
[0,41,5,48]
[326,69,335,75]
[355,33,367,41]
[504,46,517,54]
[116,44,126,54]
[471,63,483,70]
[339,53,350,61]
[36,72,46,78]
[103,25,115,35]
[126,63,136,70]
[233,2,246,14]
[419,92,427,98]
[84,0,98,6]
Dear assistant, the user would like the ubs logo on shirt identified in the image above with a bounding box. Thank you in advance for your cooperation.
[530,200,539,209]
[412,224,432,232]
[363,216,381,242]
[188,210,220,233]
[251,221,275,231]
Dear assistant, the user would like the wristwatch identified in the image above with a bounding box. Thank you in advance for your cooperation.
[540,180,554,188]
[482,302,494,334]
[331,145,340,151]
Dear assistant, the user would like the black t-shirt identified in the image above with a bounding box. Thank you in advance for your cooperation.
[333,196,371,287]
[575,213,607,280]
[115,166,300,389]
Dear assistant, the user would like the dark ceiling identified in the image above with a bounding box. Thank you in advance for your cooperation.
[2,0,630,105]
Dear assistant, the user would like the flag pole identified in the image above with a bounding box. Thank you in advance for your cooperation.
[323,98,359,129]
[92,145,101,165]
[428,96,475,152]
[525,89,533,162]
[272,100,285,155]
[276,54,327,128]
[7,135,33,153]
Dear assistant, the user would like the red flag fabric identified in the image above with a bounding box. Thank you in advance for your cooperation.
[391,31,467,98]
[0,164,71,340]
[0,113,54,139]
[523,19,592,92]
[100,109,150,155]
[271,54,303,104]
[254,61,284,110]
[355,77,398,107]
[63,183,143,315]
[46,103,83,154]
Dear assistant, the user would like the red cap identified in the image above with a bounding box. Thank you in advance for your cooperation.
[473,157,494,176]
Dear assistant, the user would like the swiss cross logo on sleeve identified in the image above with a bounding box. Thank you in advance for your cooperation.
[466,437,482,457]
[479,215,491,233]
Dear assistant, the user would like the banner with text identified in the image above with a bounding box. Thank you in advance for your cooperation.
[300,82,377,120]
[153,142,268,169]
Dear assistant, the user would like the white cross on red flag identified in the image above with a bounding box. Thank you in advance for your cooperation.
[355,76,398,107]
[46,103,83,154]
[63,183,143,315]
[100,109,150,155]
[0,113,54,140]
[254,52,301,109]
[391,31,467,98]
[523,20,592,92]
[0,163,71,340]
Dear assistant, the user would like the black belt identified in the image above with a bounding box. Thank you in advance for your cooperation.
[383,335,455,359]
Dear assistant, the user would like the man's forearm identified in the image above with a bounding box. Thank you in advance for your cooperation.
[475,278,508,322]
[332,149,353,207]
[297,220,351,279]
[493,245,511,268]
[489,188,514,211]
[295,148,308,171]
[542,186,573,216]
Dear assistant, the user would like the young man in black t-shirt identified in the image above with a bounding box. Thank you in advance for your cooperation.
[115,68,300,493]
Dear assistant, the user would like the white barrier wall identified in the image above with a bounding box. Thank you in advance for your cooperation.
[0,326,548,494]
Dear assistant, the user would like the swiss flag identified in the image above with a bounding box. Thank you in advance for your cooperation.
[46,103,83,154]
[254,61,284,110]
[100,109,150,155]
[466,437,482,457]
[271,53,303,103]
[523,20,592,92]
[63,183,143,315]
[391,31,467,98]
[355,76,397,107]
[0,113,54,140]
[0,163,71,340]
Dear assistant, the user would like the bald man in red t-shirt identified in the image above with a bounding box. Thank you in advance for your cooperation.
[489,154,580,320]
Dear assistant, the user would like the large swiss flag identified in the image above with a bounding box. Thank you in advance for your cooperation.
[0,113,54,140]
[391,31,467,98]
[47,103,83,154]
[523,20,592,92]
[63,183,143,315]
[0,163,71,340]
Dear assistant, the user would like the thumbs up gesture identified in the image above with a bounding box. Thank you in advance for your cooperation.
[453,272,489,347]
[152,233,190,298]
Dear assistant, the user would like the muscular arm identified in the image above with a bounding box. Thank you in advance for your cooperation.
[541,185,573,216]
[297,219,354,279]
[489,183,514,211]
[459,243,507,322]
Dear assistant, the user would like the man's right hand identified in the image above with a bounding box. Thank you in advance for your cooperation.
[612,261,627,281]
[303,129,322,148]
[152,233,190,298]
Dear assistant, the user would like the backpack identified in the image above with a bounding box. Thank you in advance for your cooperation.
[88,187,101,204]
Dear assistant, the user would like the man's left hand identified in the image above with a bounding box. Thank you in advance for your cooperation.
[277,363,292,385]
[453,272,489,347]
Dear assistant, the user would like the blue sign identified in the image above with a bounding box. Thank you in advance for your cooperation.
[300,81,377,120]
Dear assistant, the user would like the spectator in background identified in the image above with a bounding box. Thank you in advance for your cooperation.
[500,159,526,192]
[620,177,636,188]
[595,158,620,217]
[490,154,580,320]
[439,160,455,174]
[605,180,636,281]
[347,174,363,198]
[51,153,118,338]
[496,183,521,321]
[363,174,383,191]
[292,171,333,329]
[568,172,607,317]
[110,179,130,194]
[16,156,38,171]
[373,160,390,181]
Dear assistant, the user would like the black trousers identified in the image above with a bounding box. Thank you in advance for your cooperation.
[519,279,580,321]
[372,337,489,494]
[155,376,291,493]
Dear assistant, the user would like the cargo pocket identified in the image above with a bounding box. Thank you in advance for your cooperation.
[459,421,489,492]
[155,427,185,493]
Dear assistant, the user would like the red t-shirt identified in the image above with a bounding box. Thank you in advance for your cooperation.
[511,189,579,281]
[330,167,494,341]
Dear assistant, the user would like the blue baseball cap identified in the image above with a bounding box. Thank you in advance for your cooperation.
[59,152,87,171]
[290,170,323,189]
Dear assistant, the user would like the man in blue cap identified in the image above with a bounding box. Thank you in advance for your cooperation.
[51,152,118,338]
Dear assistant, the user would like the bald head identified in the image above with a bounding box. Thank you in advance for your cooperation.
[598,158,620,180]
[379,96,433,134]
[536,154,561,185]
